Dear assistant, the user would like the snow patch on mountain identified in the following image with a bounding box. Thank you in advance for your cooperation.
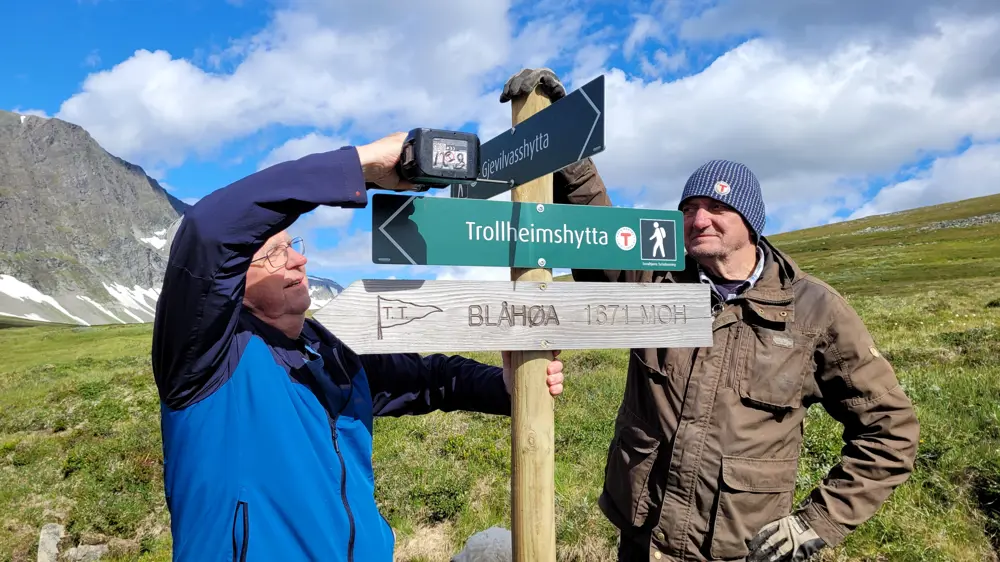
[103,282,158,321]
[139,235,167,250]
[307,275,343,310]
[0,274,90,325]
[0,311,50,323]
[77,295,127,324]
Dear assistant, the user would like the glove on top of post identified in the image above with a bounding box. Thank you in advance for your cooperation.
[499,68,566,103]
[498,67,607,207]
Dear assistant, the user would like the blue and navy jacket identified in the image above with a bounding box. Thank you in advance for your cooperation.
[151,146,511,561]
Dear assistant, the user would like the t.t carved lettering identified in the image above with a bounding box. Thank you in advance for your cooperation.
[382,306,407,320]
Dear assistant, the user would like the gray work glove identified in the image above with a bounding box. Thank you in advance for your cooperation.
[746,514,826,562]
[499,68,566,103]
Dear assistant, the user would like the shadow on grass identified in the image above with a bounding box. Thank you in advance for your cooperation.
[971,467,1000,556]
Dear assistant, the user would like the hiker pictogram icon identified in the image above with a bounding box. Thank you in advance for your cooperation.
[639,218,676,261]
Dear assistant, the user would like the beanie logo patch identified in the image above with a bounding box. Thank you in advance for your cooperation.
[714,180,731,195]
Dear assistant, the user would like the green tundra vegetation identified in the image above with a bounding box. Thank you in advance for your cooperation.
[1,193,999,561]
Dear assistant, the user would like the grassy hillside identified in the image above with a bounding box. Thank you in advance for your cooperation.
[0,317,60,329]
[1,194,999,561]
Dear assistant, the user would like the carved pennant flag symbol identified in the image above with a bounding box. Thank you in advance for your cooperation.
[376,296,443,339]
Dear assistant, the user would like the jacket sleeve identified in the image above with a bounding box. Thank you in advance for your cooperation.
[554,158,625,283]
[151,147,369,410]
[361,353,511,417]
[797,292,920,547]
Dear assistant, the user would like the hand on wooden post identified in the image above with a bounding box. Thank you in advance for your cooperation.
[502,350,564,397]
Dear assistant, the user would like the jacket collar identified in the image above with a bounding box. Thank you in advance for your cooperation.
[697,245,766,302]
[740,238,800,322]
[240,309,358,386]
[682,237,801,322]
[241,309,320,360]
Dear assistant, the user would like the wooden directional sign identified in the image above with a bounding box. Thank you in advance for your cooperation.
[449,75,605,200]
[372,193,686,270]
[311,279,712,354]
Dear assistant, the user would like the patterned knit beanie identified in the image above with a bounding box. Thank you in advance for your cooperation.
[679,159,765,238]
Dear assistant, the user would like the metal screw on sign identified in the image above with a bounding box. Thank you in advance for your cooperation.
[537,258,546,267]
[536,204,544,212]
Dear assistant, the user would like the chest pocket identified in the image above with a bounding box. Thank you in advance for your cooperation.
[737,324,818,411]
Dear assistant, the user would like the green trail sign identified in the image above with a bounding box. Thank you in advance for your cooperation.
[372,193,685,271]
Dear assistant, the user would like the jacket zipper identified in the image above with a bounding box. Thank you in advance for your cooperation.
[723,324,744,389]
[332,420,356,562]
[321,346,359,562]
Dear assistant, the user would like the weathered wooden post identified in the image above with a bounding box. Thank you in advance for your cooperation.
[507,83,556,562]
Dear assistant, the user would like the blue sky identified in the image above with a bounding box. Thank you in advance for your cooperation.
[4,0,999,288]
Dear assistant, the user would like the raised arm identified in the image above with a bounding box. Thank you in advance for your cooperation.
[361,353,511,417]
[151,147,369,410]
[554,158,626,282]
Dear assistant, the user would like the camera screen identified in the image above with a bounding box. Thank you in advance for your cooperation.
[431,138,468,171]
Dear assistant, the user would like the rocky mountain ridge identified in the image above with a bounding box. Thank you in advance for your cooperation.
[0,110,342,326]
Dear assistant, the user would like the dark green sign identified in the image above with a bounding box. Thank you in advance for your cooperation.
[449,75,605,200]
[372,193,685,271]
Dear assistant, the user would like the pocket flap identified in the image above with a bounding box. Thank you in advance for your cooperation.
[618,424,660,455]
[721,455,798,493]
[615,408,662,455]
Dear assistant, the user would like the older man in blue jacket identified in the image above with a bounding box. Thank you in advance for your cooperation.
[151,132,565,562]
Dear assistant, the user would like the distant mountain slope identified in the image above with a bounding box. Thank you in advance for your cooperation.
[0,110,187,326]
[307,275,343,310]
[554,193,1000,290]
[769,193,1000,296]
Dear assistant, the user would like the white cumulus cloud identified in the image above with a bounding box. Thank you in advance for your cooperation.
[54,0,586,172]
[848,142,1000,220]
[587,15,1000,233]
[47,0,1000,285]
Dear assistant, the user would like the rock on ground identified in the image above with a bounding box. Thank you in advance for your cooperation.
[62,544,109,562]
[451,526,512,562]
[36,522,108,562]
[37,523,64,562]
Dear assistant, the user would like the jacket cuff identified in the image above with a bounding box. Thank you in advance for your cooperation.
[337,146,370,207]
[798,500,850,548]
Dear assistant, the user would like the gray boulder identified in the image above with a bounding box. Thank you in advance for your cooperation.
[451,526,512,562]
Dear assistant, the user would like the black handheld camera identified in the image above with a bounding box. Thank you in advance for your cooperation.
[396,128,480,190]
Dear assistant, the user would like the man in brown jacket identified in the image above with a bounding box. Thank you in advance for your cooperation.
[500,69,920,562]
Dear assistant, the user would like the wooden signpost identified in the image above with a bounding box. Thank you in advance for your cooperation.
[311,280,712,353]
[506,82,557,562]
[312,73,712,562]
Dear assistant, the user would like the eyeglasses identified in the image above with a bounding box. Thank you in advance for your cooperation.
[252,237,305,270]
